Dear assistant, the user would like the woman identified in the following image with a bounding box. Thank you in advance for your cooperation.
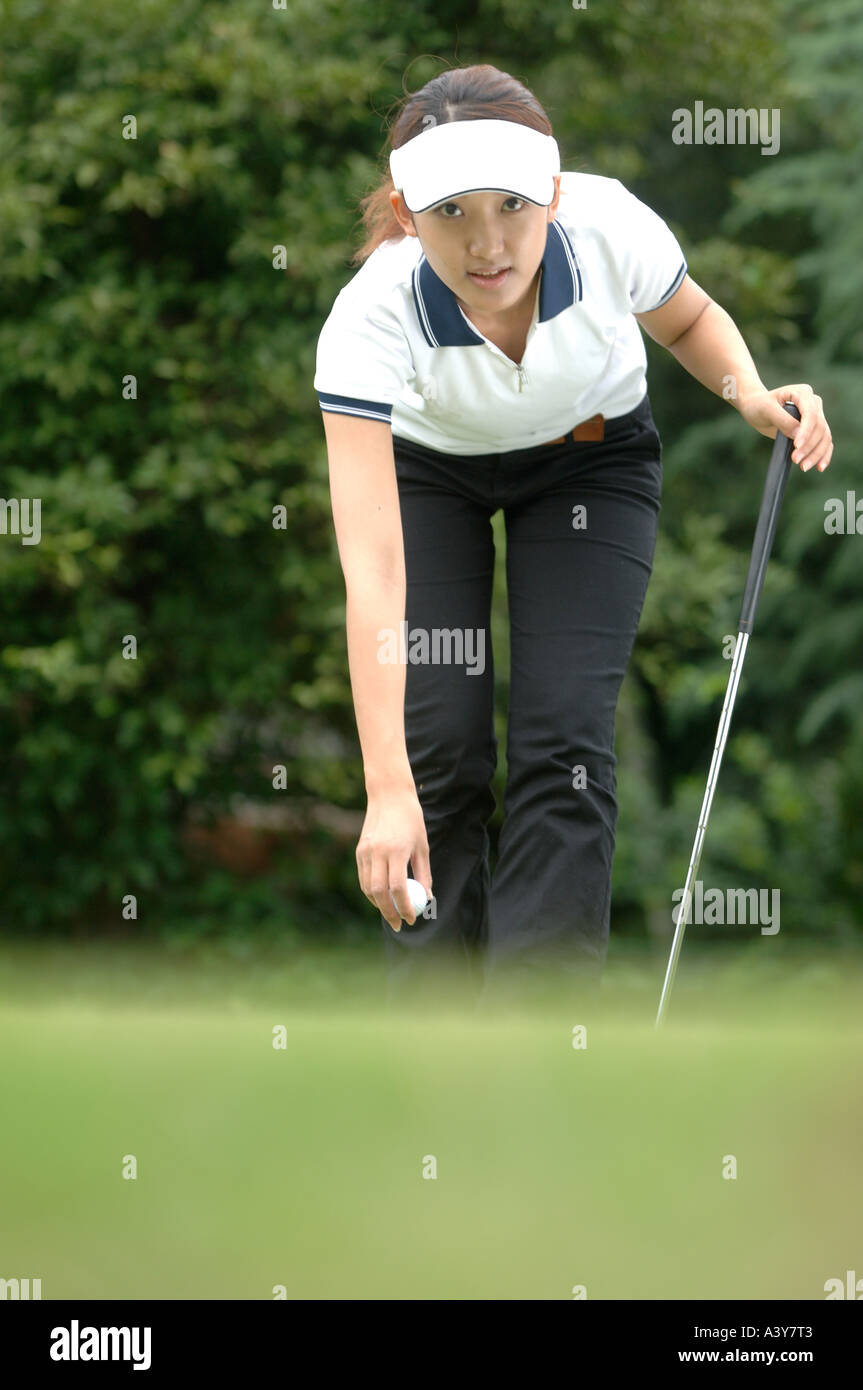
[313,64,832,1008]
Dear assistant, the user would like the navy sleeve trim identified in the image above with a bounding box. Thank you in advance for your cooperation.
[648,260,688,311]
[317,392,393,424]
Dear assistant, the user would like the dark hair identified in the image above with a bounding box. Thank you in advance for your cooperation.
[351,63,553,266]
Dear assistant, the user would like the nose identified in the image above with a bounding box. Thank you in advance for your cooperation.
[466,213,507,260]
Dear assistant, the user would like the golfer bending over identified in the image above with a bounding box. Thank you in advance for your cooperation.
[314,64,832,1006]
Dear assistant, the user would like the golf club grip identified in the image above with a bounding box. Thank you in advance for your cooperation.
[737,402,800,634]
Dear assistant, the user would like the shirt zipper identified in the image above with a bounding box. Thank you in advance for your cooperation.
[479,337,528,391]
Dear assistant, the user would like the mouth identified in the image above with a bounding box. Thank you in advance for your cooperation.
[466,267,511,289]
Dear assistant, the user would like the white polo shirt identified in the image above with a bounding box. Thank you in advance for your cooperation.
[314,171,687,456]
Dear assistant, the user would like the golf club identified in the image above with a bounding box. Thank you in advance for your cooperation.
[655,401,801,1026]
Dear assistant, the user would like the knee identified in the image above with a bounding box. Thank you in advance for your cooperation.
[414,722,497,803]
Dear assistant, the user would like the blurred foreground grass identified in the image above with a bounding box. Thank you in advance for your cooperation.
[1,937,861,1299]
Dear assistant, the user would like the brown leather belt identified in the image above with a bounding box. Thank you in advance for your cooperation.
[543,413,605,445]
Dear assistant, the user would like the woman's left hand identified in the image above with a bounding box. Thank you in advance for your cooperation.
[738,384,833,473]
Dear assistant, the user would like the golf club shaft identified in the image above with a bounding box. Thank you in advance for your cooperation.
[655,403,800,1027]
[655,630,749,1025]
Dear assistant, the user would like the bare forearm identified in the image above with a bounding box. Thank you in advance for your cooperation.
[666,299,766,409]
[345,580,414,795]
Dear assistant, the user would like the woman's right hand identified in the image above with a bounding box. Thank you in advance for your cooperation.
[356,783,432,931]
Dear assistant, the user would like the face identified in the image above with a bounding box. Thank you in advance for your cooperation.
[389,176,561,323]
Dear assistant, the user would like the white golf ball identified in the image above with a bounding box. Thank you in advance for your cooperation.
[390,878,429,918]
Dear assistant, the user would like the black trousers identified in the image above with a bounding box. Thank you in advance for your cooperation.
[380,393,663,1007]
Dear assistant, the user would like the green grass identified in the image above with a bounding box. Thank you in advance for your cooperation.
[1,938,861,1299]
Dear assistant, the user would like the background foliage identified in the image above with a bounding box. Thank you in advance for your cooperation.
[0,0,858,940]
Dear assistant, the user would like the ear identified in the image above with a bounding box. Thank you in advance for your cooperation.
[546,174,562,222]
[389,189,417,237]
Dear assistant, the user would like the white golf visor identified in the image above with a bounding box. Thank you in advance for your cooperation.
[389,118,561,213]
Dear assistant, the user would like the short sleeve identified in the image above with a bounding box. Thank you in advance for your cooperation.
[609,181,688,314]
[314,295,414,425]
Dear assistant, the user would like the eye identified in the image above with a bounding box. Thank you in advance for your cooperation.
[434,196,525,218]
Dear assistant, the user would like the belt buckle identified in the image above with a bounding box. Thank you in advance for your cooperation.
[543,414,605,447]
[571,413,605,442]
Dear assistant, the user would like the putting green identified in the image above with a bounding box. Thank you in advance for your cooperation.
[1,941,860,1299]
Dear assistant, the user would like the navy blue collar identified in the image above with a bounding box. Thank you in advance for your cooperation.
[410,219,583,348]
